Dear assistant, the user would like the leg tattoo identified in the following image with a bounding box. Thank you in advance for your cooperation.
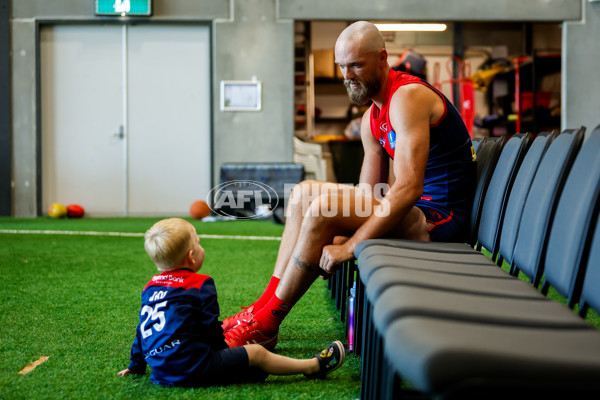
[293,255,328,277]
[293,255,318,271]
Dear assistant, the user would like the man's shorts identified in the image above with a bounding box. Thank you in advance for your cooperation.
[194,346,268,387]
[415,200,469,243]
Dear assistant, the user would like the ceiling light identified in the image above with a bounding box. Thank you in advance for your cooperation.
[374,23,447,32]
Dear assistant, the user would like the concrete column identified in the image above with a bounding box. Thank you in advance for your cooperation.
[212,0,294,185]
[563,1,600,137]
[0,0,10,215]
[11,19,38,217]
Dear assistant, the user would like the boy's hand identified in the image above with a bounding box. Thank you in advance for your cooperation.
[117,368,131,376]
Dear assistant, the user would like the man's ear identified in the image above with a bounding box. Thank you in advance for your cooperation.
[379,48,388,63]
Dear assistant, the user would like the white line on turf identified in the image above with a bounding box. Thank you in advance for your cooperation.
[0,229,282,241]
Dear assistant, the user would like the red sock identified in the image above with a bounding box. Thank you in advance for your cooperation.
[250,276,280,312]
[255,294,294,335]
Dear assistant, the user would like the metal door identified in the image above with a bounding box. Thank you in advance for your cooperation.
[40,24,211,216]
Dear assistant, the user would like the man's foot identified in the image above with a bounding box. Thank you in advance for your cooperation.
[305,341,345,379]
[222,306,255,332]
[224,318,278,350]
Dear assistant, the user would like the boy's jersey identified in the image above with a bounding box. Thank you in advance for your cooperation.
[127,269,226,386]
[369,69,477,217]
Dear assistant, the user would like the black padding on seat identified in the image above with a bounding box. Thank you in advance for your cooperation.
[542,126,600,305]
[354,238,473,258]
[373,285,589,332]
[384,317,600,397]
[497,132,554,266]
[365,266,542,302]
[468,136,505,246]
[477,133,531,258]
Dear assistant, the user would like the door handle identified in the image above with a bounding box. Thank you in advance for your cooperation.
[113,125,125,139]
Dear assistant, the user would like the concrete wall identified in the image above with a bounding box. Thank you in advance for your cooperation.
[278,0,580,21]
[563,1,600,138]
[9,0,292,217]
[7,0,597,216]
[213,0,294,185]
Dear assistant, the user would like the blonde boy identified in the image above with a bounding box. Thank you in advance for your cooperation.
[118,218,344,387]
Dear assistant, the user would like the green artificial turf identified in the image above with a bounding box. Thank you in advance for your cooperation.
[2,218,598,399]
[0,218,361,399]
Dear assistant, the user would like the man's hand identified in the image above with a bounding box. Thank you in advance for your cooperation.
[117,368,131,377]
[320,243,354,274]
[332,235,349,245]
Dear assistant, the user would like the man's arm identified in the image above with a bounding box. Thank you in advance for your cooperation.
[328,107,387,248]
[358,106,389,191]
[320,84,436,271]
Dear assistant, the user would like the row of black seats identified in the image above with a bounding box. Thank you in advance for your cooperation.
[329,125,600,399]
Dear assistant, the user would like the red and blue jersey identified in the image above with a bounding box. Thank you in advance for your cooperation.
[127,269,226,386]
[369,69,476,221]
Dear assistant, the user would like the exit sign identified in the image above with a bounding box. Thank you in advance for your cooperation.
[95,0,152,16]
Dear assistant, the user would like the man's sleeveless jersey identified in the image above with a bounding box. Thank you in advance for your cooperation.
[369,69,476,216]
[127,269,226,386]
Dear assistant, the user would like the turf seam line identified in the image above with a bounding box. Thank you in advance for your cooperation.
[0,229,282,241]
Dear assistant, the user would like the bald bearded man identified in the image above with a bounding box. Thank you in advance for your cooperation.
[223,21,476,349]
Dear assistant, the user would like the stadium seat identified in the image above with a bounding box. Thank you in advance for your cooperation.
[510,127,585,285]
[495,131,556,267]
[383,314,600,399]
[468,135,505,246]
[475,133,531,258]
[471,136,484,154]
[579,194,600,318]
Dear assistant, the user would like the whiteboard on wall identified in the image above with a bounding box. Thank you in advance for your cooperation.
[220,81,262,111]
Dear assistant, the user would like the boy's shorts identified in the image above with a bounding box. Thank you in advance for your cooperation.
[415,200,469,243]
[194,346,268,387]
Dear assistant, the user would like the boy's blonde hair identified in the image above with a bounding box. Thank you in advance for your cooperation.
[144,218,196,271]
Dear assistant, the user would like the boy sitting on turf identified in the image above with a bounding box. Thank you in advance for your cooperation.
[117,218,344,387]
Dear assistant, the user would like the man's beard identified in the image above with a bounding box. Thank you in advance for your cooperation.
[344,75,381,106]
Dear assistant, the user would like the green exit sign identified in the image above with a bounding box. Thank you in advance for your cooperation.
[95,0,152,16]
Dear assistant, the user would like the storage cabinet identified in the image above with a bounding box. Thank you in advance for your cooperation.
[484,51,561,136]
[514,51,561,134]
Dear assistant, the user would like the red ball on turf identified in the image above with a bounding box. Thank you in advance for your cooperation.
[66,204,85,218]
[190,200,211,219]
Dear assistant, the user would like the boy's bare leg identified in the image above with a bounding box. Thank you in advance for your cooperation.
[245,344,319,375]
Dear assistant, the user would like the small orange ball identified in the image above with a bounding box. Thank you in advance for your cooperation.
[190,200,211,219]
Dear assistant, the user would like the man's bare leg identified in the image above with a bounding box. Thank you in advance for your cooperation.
[223,183,431,345]
[272,180,356,277]
[222,181,352,331]
[276,194,432,303]
[226,185,376,345]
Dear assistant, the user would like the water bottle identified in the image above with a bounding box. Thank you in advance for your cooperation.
[347,282,356,352]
